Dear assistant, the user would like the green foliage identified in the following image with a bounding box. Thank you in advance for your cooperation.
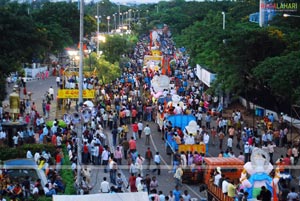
[101,34,135,63]
[0,144,56,161]
[83,52,121,85]
[32,2,79,43]
[252,51,300,103]
[61,145,76,195]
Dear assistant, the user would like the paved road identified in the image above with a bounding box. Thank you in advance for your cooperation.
[7,76,299,199]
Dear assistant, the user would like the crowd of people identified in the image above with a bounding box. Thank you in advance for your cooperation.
[1,22,300,201]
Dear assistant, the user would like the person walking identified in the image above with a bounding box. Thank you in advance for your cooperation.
[48,86,54,101]
[132,122,138,140]
[138,121,143,139]
[127,173,137,192]
[129,137,137,153]
[102,147,110,173]
[114,146,123,165]
[136,154,145,177]
[218,131,225,150]
[153,152,161,175]
[145,147,153,171]
[174,164,183,187]
[121,138,129,160]
[112,126,118,147]
[244,142,250,163]
[203,132,210,155]
[45,102,50,119]
[143,124,151,145]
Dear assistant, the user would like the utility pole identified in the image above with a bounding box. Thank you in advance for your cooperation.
[77,0,84,193]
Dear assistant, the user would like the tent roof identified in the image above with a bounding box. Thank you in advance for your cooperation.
[53,192,149,201]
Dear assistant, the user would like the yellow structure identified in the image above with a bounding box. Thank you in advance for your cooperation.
[178,143,206,154]
[57,89,95,99]
[9,88,20,122]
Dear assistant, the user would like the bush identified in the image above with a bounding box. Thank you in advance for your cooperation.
[60,145,76,195]
[0,144,56,161]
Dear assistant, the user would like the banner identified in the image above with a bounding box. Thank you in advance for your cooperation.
[57,89,95,99]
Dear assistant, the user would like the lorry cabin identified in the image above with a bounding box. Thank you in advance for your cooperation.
[204,157,244,201]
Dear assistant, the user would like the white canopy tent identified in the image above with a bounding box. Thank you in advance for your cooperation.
[53,192,149,201]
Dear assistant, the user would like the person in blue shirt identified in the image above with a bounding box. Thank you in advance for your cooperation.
[172,185,182,201]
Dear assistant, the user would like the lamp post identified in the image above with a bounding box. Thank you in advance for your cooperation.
[121,13,124,27]
[77,0,84,192]
[118,4,121,29]
[113,13,117,31]
[107,16,110,33]
[95,3,101,56]
[222,11,225,30]
[128,9,131,31]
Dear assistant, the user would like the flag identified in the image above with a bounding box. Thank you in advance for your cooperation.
[149,31,152,50]
[272,181,278,201]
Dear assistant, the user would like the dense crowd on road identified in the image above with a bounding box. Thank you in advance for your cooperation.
[1,24,300,201]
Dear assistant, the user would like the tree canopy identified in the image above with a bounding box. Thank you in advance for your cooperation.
[1,0,299,114]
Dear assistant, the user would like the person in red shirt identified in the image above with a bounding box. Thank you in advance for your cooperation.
[51,134,57,146]
[283,154,291,165]
[55,151,62,173]
[132,122,138,140]
[82,142,89,164]
[248,136,253,146]
[127,173,137,192]
[129,137,136,152]
[11,183,23,200]
[131,108,137,123]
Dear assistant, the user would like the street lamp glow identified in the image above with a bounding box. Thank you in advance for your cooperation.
[283,13,300,18]
[67,50,78,56]
[98,35,106,43]
[221,11,225,30]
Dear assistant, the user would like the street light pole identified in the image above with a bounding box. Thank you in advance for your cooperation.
[222,11,225,30]
[107,16,110,33]
[118,4,121,29]
[96,3,100,57]
[77,0,84,193]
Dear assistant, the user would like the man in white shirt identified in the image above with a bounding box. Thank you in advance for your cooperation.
[214,168,222,186]
[135,174,143,188]
[184,134,195,145]
[143,124,151,145]
[12,134,19,147]
[222,178,229,195]
[153,152,161,175]
[56,76,60,87]
[203,132,210,155]
[137,121,143,139]
[100,177,110,193]
[227,136,233,151]
[0,130,6,140]
[48,86,54,101]
[102,148,110,173]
